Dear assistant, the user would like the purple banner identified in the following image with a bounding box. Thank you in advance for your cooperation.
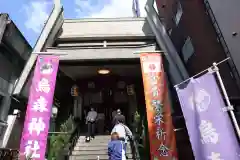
[19,55,59,160]
[176,73,240,160]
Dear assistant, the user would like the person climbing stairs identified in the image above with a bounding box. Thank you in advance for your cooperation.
[69,135,135,160]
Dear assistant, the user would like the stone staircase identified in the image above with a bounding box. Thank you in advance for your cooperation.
[69,135,134,160]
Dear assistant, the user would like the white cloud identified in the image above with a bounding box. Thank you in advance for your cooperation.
[75,0,147,18]
[23,1,50,33]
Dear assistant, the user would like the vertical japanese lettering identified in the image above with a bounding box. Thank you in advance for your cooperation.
[158,144,170,156]
[28,117,46,136]
[156,127,166,140]
[36,78,50,93]
[32,96,48,112]
[25,140,40,158]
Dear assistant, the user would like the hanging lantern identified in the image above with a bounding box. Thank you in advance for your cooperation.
[127,84,135,95]
[88,81,95,89]
[117,81,126,89]
[71,85,79,96]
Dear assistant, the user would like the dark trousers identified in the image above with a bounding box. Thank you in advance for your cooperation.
[87,121,96,138]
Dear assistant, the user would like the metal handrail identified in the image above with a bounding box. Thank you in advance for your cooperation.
[130,136,141,160]
[68,122,81,156]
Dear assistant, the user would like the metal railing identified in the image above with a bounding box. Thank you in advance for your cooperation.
[130,136,141,160]
[67,122,81,156]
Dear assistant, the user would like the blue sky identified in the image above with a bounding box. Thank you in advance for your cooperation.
[0,0,147,47]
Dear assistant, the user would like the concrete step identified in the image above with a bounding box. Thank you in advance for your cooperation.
[78,139,110,144]
[73,145,131,151]
[77,136,110,144]
[71,135,134,160]
[75,142,131,148]
[78,135,110,140]
[72,149,132,155]
[69,157,134,160]
[75,142,108,147]
[69,153,133,160]
[77,140,110,145]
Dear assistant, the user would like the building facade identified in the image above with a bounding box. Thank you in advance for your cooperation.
[0,13,32,122]
[4,0,240,158]
[9,1,192,156]
[155,0,240,102]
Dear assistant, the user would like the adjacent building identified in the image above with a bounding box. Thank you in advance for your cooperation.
[0,13,32,121]
[155,0,240,104]
[151,0,240,158]
[0,13,31,146]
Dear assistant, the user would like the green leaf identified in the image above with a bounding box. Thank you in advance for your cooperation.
[48,116,75,160]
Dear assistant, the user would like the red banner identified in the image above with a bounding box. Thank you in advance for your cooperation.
[140,53,178,160]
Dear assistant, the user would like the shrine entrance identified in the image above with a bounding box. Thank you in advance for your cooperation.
[55,59,147,134]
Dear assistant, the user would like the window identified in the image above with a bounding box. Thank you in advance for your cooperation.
[181,37,195,62]
[174,2,183,25]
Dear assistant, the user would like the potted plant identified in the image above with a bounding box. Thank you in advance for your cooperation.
[47,116,75,160]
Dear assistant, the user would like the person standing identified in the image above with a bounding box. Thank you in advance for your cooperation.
[111,121,133,159]
[86,107,98,142]
[111,122,133,143]
[112,109,126,126]
[108,132,126,160]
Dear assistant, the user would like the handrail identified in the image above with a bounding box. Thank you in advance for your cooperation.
[68,121,81,156]
[130,135,141,160]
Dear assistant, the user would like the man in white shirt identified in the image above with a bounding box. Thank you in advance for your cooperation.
[111,121,133,158]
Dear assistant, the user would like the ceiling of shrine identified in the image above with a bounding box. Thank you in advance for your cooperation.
[60,64,141,80]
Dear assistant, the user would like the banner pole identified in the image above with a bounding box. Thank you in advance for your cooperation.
[212,62,240,139]
[174,57,230,88]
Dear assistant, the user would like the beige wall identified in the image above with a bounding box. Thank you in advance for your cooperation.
[58,18,154,40]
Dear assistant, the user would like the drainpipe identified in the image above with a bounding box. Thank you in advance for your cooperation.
[145,0,189,85]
